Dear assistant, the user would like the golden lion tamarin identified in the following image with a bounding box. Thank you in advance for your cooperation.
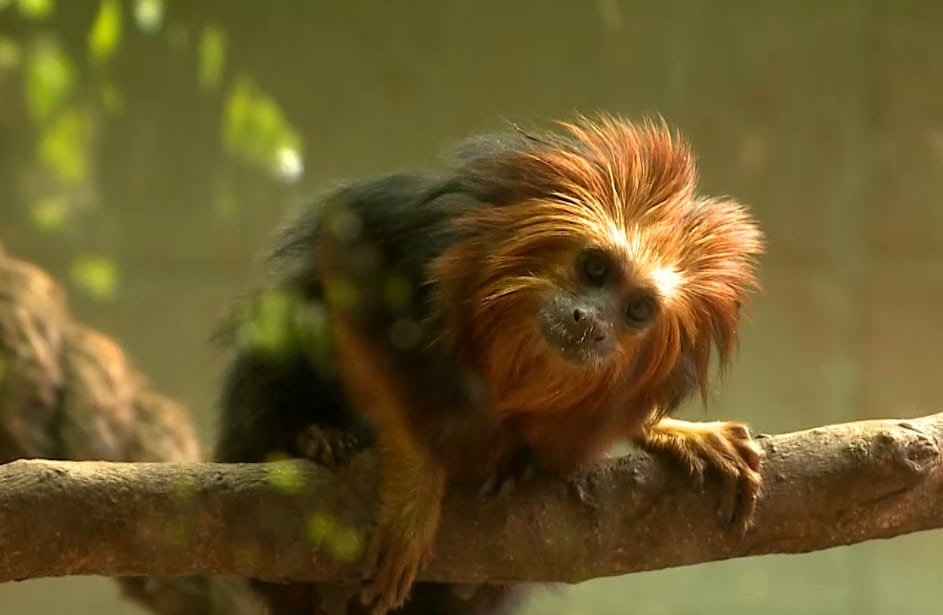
[215,115,765,615]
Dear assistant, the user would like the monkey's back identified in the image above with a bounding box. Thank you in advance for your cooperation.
[213,171,525,615]
[215,171,469,462]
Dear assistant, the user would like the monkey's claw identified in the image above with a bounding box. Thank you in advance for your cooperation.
[296,425,362,468]
[693,422,763,530]
[641,419,763,531]
[360,529,429,615]
[478,463,537,499]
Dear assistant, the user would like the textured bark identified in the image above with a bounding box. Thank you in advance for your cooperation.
[0,411,939,584]
[0,243,265,614]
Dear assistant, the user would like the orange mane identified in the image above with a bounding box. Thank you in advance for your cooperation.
[430,115,764,422]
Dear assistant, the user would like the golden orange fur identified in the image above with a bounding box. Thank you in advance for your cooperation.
[430,116,763,468]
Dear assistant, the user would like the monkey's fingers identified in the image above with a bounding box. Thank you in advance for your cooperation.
[712,424,762,529]
[479,449,539,499]
[638,418,763,531]
[684,422,761,530]
[360,528,427,615]
[478,464,537,499]
[296,425,362,468]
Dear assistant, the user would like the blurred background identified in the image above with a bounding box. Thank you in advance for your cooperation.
[1,1,941,613]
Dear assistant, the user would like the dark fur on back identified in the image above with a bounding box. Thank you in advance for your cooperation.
[215,164,525,615]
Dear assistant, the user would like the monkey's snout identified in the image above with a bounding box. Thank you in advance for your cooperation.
[540,296,618,364]
[558,304,617,365]
[570,308,609,343]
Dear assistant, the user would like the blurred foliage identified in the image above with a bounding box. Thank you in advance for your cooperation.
[132,0,163,34]
[38,107,91,185]
[99,80,124,114]
[24,39,74,123]
[3,0,305,271]
[224,76,304,182]
[88,0,121,67]
[12,0,54,20]
[29,196,69,231]
[198,23,225,91]
[266,459,306,494]
[0,36,20,68]
[234,290,333,368]
[70,255,119,302]
[307,512,363,563]
[267,459,366,565]
[21,38,92,240]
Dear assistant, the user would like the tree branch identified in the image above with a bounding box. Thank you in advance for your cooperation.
[1,411,940,585]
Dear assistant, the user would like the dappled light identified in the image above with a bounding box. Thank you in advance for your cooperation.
[69,254,118,301]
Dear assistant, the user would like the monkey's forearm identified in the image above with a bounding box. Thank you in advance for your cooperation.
[361,432,447,614]
[331,314,449,615]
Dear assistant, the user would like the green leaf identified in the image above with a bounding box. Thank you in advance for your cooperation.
[16,0,53,20]
[234,289,332,363]
[88,0,122,67]
[0,37,20,70]
[38,108,89,185]
[70,255,118,301]
[133,0,163,34]
[330,527,363,562]
[266,460,305,494]
[222,76,304,181]
[24,41,74,123]
[198,24,225,92]
[29,197,70,231]
[306,513,364,562]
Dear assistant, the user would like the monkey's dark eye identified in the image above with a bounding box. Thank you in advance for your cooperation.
[579,249,610,286]
[624,294,657,327]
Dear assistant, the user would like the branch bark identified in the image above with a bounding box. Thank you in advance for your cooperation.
[0,243,266,613]
[1,411,940,585]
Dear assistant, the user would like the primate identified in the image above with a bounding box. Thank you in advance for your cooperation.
[216,115,765,615]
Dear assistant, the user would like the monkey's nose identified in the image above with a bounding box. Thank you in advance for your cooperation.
[571,308,608,343]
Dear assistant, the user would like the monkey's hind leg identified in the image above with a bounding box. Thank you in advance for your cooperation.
[635,417,763,529]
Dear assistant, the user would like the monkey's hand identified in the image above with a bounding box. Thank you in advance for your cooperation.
[361,436,446,615]
[296,424,363,468]
[478,447,538,498]
[635,417,762,530]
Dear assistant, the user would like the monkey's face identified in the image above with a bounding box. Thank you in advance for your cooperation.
[538,247,659,366]
[433,116,764,410]
[442,225,693,414]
